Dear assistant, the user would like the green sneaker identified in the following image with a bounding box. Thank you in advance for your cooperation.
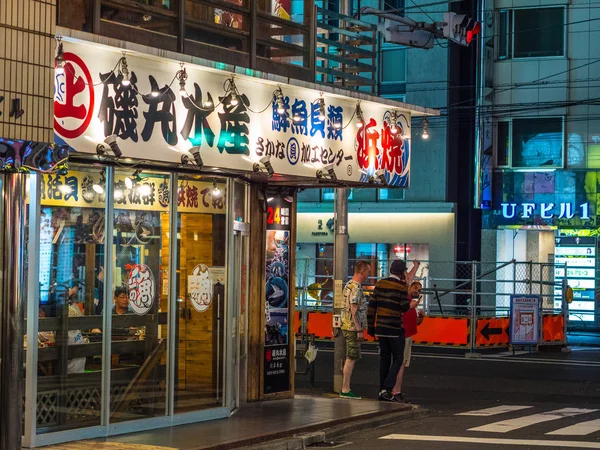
[339,390,361,399]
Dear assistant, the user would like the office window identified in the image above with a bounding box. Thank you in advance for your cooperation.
[497,10,512,59]
[497,121,510,167]
[381,49,407,84]
[512,117,563,169]
[498,8,564,59]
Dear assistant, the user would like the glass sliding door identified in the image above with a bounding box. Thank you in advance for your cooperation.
[109,169,170,423]
[35,166,106,433]
[173,175,227,413]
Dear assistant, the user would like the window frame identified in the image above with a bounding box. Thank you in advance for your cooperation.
[499,116,566,170]
[496,6,566,61]
[495,120,511,168]
[380,45,408,86]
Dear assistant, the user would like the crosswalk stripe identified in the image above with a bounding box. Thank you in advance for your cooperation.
[547,419,600,436]
[457,405,534,417]
[379,434,600,448]
[468,408,598,433]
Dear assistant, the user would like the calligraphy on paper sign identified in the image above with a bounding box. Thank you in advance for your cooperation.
[128,264,155,315]
[188,264,213,313]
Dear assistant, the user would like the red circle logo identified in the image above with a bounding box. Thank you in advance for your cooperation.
[54,52,95,140]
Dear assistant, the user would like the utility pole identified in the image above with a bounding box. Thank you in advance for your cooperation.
[333,188,349,394]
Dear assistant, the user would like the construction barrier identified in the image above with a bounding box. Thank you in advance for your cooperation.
[412,317,470,347]
[541,314,565,344]
[296,311,567,349]
[475,317,510,348]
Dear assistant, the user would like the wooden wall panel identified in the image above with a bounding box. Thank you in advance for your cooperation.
[0,0,56,143]
[247,184,266,401]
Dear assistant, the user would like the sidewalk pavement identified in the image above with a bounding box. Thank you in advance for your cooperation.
[38,393,426,450]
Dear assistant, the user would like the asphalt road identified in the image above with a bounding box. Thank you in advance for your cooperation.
[296,344,600,449]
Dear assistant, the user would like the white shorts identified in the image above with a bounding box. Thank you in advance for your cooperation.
[403,336,413,367]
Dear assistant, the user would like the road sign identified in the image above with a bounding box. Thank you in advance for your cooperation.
[510,295,541,345]
[476,318,509,347]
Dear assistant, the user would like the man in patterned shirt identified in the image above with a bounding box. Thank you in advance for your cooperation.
[340,260,372,399]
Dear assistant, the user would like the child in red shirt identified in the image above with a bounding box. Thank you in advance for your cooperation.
[391,281,424,403]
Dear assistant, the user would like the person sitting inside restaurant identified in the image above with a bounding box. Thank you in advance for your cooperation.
[112,286,133,315]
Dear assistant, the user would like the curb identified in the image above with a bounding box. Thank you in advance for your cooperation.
[240,406,430,450]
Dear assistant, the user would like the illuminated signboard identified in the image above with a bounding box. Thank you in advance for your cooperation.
[501,203,590,220]
[54,40,416,187]
[554,235,596,322]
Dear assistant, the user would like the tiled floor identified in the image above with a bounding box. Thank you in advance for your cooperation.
[36,395,410,450]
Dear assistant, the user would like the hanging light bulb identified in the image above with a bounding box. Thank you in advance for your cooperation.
[151,90,160,98]
[293,113,301,123]
[318,98,326,122]
[54,40,65,75]
[177,65,188,98]
[355,103,364,128]
[422,118,430,140]
[125,169,142,190]
[114,189,124,200]
[92,170,106,195]
[275,87,286,115]
[226,77,240,106]
[120,57,131,87]
[212,181,221,197]
[390,110,399,135]
[334,120,342,130]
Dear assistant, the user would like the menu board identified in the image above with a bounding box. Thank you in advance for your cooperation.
[554,235,596,322]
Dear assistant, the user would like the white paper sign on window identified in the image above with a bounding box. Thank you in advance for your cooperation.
[128,264,155,315]
[188,264,213,313]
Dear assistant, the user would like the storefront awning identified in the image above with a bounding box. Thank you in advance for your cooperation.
[53,34,439,188]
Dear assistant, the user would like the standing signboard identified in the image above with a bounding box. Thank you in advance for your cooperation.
[264,194,292,394]
[510,295,541,345]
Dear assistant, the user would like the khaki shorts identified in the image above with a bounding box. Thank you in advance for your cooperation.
[403,336,413,367]
[343,330,361,361]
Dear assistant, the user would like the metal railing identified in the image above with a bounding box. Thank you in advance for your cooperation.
[57,0,378,91]
[295,258,575,350]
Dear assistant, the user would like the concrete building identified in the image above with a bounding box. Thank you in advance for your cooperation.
[297,0,470,291]
[478,0,600,328]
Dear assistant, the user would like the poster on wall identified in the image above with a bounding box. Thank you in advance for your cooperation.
[510,295,541,345]
[264,195,291,394]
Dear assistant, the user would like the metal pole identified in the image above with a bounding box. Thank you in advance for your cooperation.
[0,173,26,450]
[166,173,179,416]
[101,166,114,427]
[24,173,41,447]
[333,188,348,394]
[470,261,477,354]
[528,261,532,295]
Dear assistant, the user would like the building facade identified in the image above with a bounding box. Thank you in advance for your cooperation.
[297,0,455,290]
[478,0,600,328]
[0,1,436,447]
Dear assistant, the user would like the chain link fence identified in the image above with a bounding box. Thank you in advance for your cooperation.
[295,258,567,326]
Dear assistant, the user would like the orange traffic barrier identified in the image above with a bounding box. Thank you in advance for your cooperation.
[412,316,470,347]
[542,314,565,343]
[475,317,509,347]
[306,311,334,339]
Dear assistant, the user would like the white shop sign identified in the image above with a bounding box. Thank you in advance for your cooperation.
[54,40,413,187]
